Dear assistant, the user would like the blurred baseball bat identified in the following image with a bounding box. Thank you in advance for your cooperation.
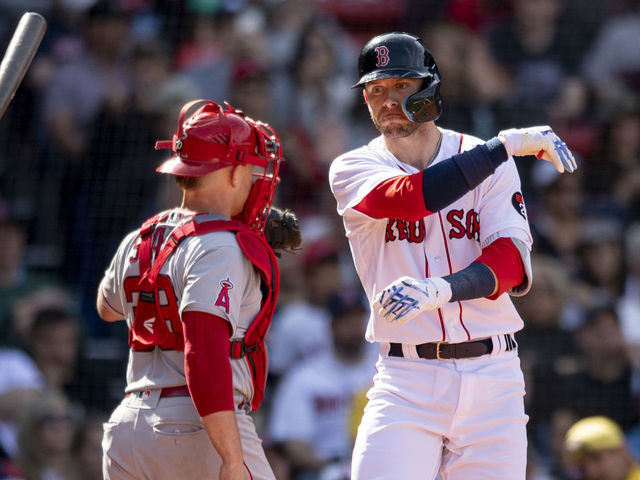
[0,12,47,120]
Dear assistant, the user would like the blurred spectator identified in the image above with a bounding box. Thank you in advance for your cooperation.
[0,218,61,346]
[229,58,278,125]
[267,243,343,380]
[583,103,640,221]
[527,407,579,480]
[528,160,585,271]
[315,0,408,46]
[16,389,77,480]
[486,0,584,126]
[272,19,358,212]
[512,255,578,374]
[40,0,132,276]
[24,307,80,393]
[618,223,640,368]
[564,415,640,480]
[78,40,173,335]
[268,288,376,480]
[0,347,43,474]
[546,77,601,163]
[573,219,626,313]
[562,305,638,431]
[175,9,235,103]
[264,0,316,71]
[69,411,105,480]
[421,21,512,139]
[527,305,640,476]
[582,6,640,112]
[42,0,131,162]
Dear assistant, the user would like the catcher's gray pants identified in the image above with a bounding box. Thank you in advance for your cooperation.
[102,390,275,479]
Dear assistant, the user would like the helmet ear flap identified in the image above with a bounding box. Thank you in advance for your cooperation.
[402,76,443,123]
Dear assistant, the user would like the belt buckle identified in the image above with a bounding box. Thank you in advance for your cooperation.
[436,341,443,360]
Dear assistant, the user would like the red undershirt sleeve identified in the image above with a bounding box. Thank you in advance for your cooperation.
[353,172,431,221]
[474,237,525,300]
[182,310,234,416]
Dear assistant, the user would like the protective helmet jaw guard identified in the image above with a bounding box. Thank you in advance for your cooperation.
[238,119,283,232]
[354,32,443,123]
[155,99,283,232]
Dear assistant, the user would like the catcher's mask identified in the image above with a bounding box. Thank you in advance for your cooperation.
[353,32,443,123]
[155,99,284,232]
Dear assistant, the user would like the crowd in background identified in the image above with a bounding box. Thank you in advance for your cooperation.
[0,0,640,478]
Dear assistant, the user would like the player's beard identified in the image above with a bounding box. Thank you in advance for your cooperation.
[370,107,420,138]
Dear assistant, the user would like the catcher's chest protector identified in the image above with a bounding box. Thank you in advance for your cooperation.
[130,213,280,411]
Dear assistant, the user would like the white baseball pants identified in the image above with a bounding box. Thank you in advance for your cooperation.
[351,343,528,480]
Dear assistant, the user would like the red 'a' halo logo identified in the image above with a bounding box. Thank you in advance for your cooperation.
[375,45,390,67]
[214,278,234,314]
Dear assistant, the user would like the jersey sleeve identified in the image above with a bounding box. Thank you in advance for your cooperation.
[329,149,411,219]
[99,230,139,318]
[477,159,532,248]
[476,159,533,296]
[179,236,257,335]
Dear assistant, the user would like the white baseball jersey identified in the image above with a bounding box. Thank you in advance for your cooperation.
[329,128,533,345]
[99,208,262,407]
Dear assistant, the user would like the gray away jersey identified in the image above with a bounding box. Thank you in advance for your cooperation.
[99,209,262,407]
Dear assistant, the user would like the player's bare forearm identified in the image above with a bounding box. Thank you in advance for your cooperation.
[202,410,247,479]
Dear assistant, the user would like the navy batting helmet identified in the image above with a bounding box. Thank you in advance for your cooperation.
[353,32,443,123]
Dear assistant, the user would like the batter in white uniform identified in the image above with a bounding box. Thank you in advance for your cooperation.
[97,100,300,480]
[328,32,577,480]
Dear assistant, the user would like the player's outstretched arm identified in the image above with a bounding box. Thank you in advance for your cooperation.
[353,126,576,220]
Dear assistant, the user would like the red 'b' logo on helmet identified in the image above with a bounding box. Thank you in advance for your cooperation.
[375,46,390,67]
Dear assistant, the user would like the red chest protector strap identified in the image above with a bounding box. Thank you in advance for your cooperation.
[131,213,280,410]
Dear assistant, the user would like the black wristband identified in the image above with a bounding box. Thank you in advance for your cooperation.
[442,262,496,302]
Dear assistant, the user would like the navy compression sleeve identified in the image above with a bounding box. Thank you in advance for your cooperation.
[354,138,508,220]
[422,137,508,212]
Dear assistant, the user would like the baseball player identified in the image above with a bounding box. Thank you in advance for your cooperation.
[328,32,578,480]
[96,99,300,480]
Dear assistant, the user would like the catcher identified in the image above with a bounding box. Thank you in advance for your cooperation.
[97,99,300,480]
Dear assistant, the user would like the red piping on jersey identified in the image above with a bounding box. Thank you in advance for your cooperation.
[436,134,471,341]
[101,292,123,317]
[244,462,254,479]
[426,254,446,341]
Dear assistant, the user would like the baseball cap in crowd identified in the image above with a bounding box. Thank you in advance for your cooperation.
[326,288,367,319]
[565,416,625,461]
[86,0,128,19]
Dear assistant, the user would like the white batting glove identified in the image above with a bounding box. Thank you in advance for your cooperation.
[498,125,577,173]
[373,276,452,324]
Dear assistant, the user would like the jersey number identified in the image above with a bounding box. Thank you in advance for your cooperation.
[123,275,181,351]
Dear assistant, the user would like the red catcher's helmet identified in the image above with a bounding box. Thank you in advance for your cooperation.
[155,99,284,232]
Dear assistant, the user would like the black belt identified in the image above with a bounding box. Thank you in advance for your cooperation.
[389,334,516,360]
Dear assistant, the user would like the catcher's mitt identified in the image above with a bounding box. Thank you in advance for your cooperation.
[264,207,302,254]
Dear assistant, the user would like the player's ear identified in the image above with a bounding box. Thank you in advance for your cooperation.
[363,90,368,102]
[230,164,241,188]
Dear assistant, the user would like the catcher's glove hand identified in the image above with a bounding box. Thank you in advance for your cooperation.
[264,206,301,254]
[373,276,452,324]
